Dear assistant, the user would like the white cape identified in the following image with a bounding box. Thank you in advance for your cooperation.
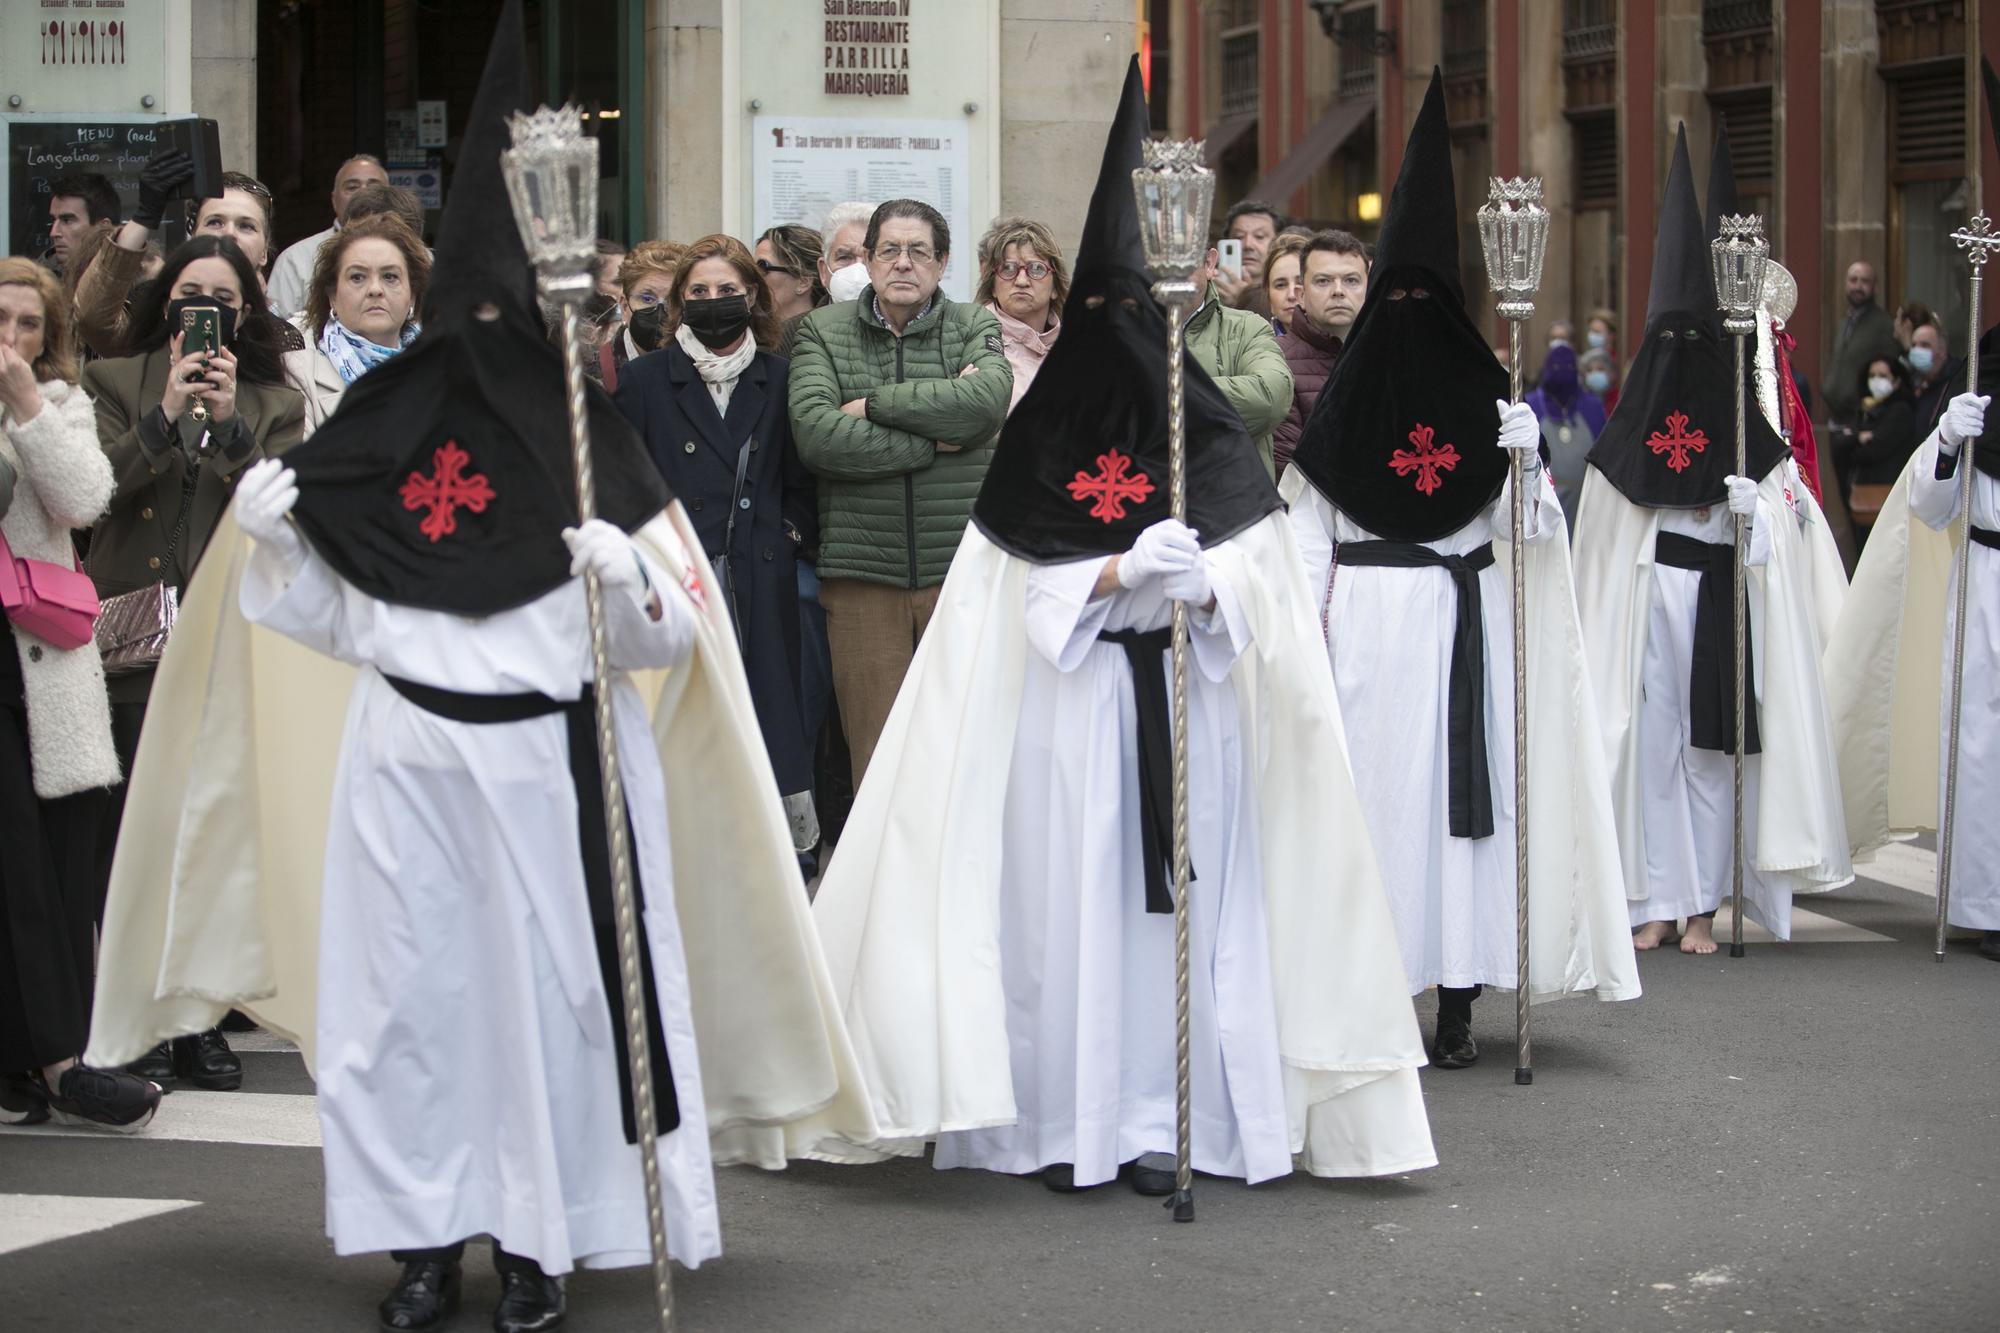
[1573,468,1853,920]
[809,516,1436,1178]
[86,504,878,1170]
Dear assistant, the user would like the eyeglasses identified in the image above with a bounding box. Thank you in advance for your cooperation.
[997,260,1052,282]
[871,243,936,266]
[756,258,796,276]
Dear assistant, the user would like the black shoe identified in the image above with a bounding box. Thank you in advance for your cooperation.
[1981,931,2000,962]
[0,1071,50,1125]
[1128,1153,1176,1197]
[219,1008,259,1033]
[1432,1013,1479,1070]
[1041,1162,1085,1193]
[492,1253,566,1333]
[378,1259,462,1332]
[42,1065,161,1132]
[173,1028,242,1091]
[125,1041,177,1093]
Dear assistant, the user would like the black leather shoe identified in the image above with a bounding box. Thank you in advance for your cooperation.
[1041,1163,1084,1193]
[492,1255,566,1333]
[173,1028,242,1091]
[43,1065,161,1132]
[378,1258,461,1332]
[1432,1013,1479,1069]
[0,1071,50,1125]
[1980,931,2000,962]
[1128,1153,1176,1197]
[126,1041,177,1093]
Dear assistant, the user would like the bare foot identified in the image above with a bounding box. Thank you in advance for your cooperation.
[1633,920,1678,951]
[1680,916,1718,954]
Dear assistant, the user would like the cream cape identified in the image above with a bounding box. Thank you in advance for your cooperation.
[1573,468,1853,899]
[808,515,1436,1177]
[1823,451,1954,853]
[1279,466,1641,1004]
[85,504,877,1168]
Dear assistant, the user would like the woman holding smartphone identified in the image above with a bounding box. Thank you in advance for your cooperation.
[82,234,303,1094]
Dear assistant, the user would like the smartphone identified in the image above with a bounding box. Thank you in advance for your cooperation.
[180,305,221,359]
[1217,237,1244,281]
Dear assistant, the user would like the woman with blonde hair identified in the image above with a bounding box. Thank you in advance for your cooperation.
[1262,231,1309,335]
[0,257,159,1130]
[585,239,687,391]
[284,214,430,434]
[974,216,1068,410]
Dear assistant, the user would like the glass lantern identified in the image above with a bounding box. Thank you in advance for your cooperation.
[1711,214,1770,336]
[1131,138,1216,284]
[1476,177,1549,323]
[501,104,600,299]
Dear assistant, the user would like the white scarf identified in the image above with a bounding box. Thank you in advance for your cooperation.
[675,323,757,415]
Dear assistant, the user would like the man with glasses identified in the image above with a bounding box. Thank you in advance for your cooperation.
[787,198,1012,787]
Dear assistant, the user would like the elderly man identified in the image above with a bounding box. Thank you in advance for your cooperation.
[788,198,1012,785]
[1909,320,1959,434]
[267,154,392,317]
[1274,229,1368,475]
[1184,242,1293,479]
[1212,199,1283,312]
[817,200,877,303]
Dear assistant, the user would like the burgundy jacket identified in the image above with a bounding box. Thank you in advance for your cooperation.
[1272,310,1343,477]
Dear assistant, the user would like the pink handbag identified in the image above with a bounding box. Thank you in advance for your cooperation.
[0,528,100,651]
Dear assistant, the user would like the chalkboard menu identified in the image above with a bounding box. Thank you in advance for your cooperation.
[2,116,205,260]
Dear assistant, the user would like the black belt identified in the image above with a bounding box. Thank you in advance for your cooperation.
[382,674,679,1144]
[1972,525,2000,551]
[1097,627,1191,913]
[1333,540,1497,839]
[1653,531,1762,755]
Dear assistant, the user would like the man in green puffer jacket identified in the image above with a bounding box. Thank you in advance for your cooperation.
[789,198,1012,785]
[1184,246,1294,479]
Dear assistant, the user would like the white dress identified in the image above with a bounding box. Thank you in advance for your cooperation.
[239,542,721,1273]
[1629,499,1786,932]
[1289,473,1555,994]
[932,557,1293,1187]
[1907,435,2000,930]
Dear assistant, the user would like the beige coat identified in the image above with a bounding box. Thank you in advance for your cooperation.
[281,340,345,438]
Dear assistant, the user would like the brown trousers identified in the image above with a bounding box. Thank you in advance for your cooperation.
[818,577,943,788]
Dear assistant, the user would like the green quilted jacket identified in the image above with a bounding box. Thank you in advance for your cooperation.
[1185,282,1293,478]
[789,292,1013,586]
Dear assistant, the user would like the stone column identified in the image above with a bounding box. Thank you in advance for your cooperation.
[647,0,728,241]
[1657,0,1708,178]
[191,0,258,170]
[999,2,1137,255]
[1820,0,1888,346]
[1517,0,1575,358]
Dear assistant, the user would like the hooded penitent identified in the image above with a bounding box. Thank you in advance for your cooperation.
[1921,56,2000,480]
[1586,125,1787,509]
[1287,70,1508,543]
[282,0,669,615]
[970,58,1279,562]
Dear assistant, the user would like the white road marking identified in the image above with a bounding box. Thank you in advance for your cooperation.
[1854,842,1940,898]
[1708,902,1895,945]
[0,1194,199,1257]
[0,1091,320,1148]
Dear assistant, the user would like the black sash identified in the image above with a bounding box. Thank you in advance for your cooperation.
[1333,540,1497,839]
[1097,626,1190,913]
[382,674,679,1144]
[1653,531,1762,755]
[1972,525,2000,552]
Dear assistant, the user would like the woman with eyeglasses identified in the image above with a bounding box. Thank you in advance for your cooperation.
[756,225,827,327]
[582,239,686,393]
[974,217,1067,412]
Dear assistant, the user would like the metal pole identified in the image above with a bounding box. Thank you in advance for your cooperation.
[1731,329,1748,960]
[1158,280,1197,1224]
[559,303,676,1326]
[1507,317,1531,1086]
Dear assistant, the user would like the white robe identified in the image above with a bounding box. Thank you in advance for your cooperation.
[1283,468,1639,1003]
[240,542,720,1273]
[932,559,1290,1186]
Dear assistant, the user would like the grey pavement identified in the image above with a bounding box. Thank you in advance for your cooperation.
[2,853,1994,1332]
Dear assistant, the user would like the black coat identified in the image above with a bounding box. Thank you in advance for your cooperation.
[1852,393,1918,487]
[614,343,818,795]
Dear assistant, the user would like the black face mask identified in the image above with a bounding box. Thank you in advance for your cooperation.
[167,296,239,349]
[679,295,751,350]
[627,304,671,353]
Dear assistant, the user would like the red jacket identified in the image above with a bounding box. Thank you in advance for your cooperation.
[1273,310,1343,477]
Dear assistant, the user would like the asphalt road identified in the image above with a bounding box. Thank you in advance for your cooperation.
[3,853,1993,1332]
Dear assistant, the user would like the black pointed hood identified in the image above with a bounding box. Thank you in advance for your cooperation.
[1586,125,1786,508]
[970,56,1280,564]
[1931,59,2000,480]
[1286,69,1510,542]
[282,0,669,616]
[1703,117,1738,247]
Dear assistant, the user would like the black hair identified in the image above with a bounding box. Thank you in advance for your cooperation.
[864,199,950,258]
[1223,199,1286,234]
[1860,352,1912,402]
[49,172,120,225]
[126,235,287,388]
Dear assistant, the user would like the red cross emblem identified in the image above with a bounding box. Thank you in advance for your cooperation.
[1066,448,1155,523]
[399,440,496,543]
[1647,411,1709,473]
[1387,423,1461,496]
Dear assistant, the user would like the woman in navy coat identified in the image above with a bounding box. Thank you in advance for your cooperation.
[613,234,818,840]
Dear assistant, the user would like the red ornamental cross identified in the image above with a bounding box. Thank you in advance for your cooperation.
[1387,423,1461,496]
[1647,411,1709,473]
[1066,448,1156,523]
[399,440,496,543]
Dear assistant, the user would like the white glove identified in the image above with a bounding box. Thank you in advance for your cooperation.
[1724,473,1758,518]
[234,458,304,569]
[1159,553,1212,608]
[564,519,647,597]
[1117,518,1201,589]
[1495,398,1540,456]
[1939,392,1989,456]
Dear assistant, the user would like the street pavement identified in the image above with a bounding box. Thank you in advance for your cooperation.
[3,843,1993,1332]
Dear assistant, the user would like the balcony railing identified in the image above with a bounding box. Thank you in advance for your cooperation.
[1442,0,1487,80]
[1562,0,1616,60]
[1339,5,1378,98]
[1220,24,1259,119]
[1703,0,1773,36]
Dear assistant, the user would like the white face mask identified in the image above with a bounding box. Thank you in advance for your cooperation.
[827,261,872,303]
[1908,346,1935,374]
[1868,376,1895,400]
[1586,329,1608,349]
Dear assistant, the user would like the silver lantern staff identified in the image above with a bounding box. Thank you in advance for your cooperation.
[1475,177,1549,1087]
[1711,215,1770,962]
[500,105,675,1330]
[1939,212,1997,960]
[1131,137,1214,1225]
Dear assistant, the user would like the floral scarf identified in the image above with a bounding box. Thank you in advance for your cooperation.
[318,315,419,386]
